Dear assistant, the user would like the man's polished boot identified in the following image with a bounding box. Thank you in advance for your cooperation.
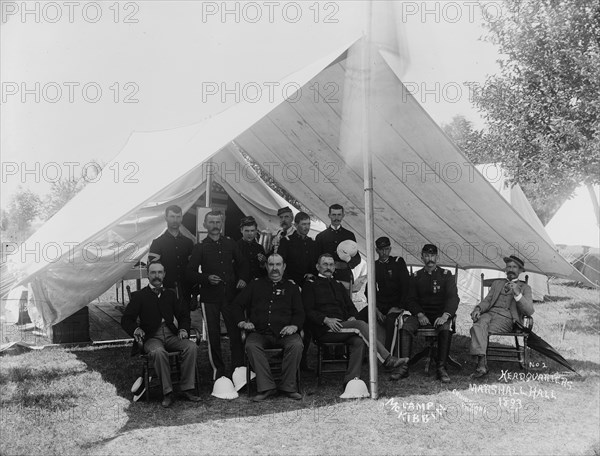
[436,330,452,383]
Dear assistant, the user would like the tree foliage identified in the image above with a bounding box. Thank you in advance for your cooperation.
[43,177,87,221]
[6,187,42,233]
[470,0,599,193]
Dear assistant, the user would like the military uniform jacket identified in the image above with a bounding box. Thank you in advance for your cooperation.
[228,278,304,336]
[121,286,190,339]
[406,267,459,318]
[237,238,267,280]
[479,279,534,322]
[186,235,249,302]
[302,276,358,338]
[278,231,319,286]
[315,226,357,282]
[365,256,410,314]
[149,230,194,290]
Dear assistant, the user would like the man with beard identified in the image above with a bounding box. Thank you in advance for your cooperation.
[187,210,249,380]
[148,205,194,311]
[470,255,534,378]
[121,261,201,407]
[237,216,267,280]
[400,244,459,383]
[270,206,296,254]
[229,254,304,401]
[303,254,408,386]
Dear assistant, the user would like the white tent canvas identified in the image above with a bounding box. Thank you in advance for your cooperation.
[2,3,588,327]
[457,164,551,304]
[546,184,600,249]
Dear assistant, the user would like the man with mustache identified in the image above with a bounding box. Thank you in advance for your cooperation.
[121,261,201,407]
[303,254,408,387]
[315,204,359,291]
[278,211,319,371]
[270,206,296,254]
[470,255,534,378]
[229,254,304,401]
[148,205,194,312]
[358,237,410,354]
[400,244,460,383]
[187,211,249,381]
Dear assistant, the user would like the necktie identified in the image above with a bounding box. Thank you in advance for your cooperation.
[282,229,287,237]
[153,287,163,295]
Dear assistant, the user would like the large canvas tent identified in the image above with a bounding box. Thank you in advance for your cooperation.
[3,2,589,328]
[457,164,552,303]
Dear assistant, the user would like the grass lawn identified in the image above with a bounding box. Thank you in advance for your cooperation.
[1,280,598,455]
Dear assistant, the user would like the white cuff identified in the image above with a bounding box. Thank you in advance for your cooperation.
[514,293,523,302]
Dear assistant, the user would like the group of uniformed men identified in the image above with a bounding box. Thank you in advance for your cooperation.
[122,203,534,407]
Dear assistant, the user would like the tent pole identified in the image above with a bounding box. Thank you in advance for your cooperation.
[206,160,213,207]
[362,0,377,400]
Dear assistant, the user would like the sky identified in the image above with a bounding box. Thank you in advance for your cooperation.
[0,0,501,209]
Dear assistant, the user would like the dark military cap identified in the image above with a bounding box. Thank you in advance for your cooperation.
[277,206,293,216]
[504,255,525,270]
[375,237,391,249]
[421,244,438,255]
[239,216,257,228]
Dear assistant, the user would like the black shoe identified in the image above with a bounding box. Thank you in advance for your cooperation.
[437,367,451,383]
[283,391,302,400]
[179,390,202,402]
[161,393,174,408]
[390,365,409,380]
[300,362,314,372]
[384,355,409,369]
[252,389,277,402]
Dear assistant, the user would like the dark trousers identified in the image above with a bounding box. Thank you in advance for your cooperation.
[245,332,303,393]
[400,315,452,368]
[202,299,244,380]
[357,307,402,351]
[144,323,198,395]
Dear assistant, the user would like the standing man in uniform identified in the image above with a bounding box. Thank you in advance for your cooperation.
[279,211,319,371]
[399,244,459,383]
[237,216,267,281]
[358,237,410,353]
[187,210,249,380]
[121,261,201,407]
[470,255,534,378]
[315,204,358,291]
[229,253,304,401]
[148,205,194,311]
[270,206,296,254]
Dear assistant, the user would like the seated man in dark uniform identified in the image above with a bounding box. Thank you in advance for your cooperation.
[237,216,267,281]
[399,244,459,383]
[303,254,408,387]
[121,261,201,407]
[229,254,304,401]
[358,236,410,352]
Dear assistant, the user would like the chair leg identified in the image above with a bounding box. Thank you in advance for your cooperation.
[143,360,150,402]
[316,344,322,386]
[246,354,252,397]
[523,336,529,374]
[194,362,201,396]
